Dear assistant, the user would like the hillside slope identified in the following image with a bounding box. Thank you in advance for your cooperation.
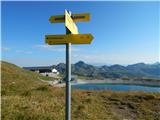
[1,61,66,119]
[1,61,52,95]
[1,61,160,120]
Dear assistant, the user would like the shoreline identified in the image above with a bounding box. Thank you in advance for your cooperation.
[40,78,160,87]
[76,79,160,87]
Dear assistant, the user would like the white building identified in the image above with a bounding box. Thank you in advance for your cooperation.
[23,66,59,77]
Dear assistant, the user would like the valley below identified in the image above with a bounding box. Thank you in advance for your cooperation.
[1,61,160,120]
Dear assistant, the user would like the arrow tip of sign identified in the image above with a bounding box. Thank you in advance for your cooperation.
[91,35,94,40]
[49,16,52,22]
[88,34,94,40]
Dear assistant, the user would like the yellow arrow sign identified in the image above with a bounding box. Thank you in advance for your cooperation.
[49,13,90,23]
[65,10,78,34]
[45,34,94,45]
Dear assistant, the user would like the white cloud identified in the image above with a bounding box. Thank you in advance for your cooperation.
[1,47,32,54]
[2,47,10,51]
[34,44,81,52]
[34,44,64,52]
[2,57,64,67]
[16,50,32,54]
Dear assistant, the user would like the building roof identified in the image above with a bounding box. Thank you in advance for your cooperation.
[23,66,54,71]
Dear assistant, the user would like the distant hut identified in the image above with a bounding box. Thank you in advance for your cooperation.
[23,66,59,77]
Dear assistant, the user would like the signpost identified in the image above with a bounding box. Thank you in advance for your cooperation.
[65,10,78,34]
[45,34,93,44]
[49,13,90,23]
[45,10,94,120]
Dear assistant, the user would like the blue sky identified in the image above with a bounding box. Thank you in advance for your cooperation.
[1,1,159,66]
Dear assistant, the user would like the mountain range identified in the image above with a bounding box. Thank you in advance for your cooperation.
[55,61,160,79]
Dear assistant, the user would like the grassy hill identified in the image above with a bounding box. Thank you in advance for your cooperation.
[1,61,160,120]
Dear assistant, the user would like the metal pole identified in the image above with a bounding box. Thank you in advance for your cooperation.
[65,27,71,120]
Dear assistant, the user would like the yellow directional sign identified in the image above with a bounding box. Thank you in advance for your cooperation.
[45,10,93,120]
[45,34,94,45]
[49,13,90,23]
[65,10,78,34]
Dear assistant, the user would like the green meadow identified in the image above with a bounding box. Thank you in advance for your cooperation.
[1,61,160,120]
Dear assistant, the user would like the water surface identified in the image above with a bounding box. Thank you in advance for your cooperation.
[72,83,160,92]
